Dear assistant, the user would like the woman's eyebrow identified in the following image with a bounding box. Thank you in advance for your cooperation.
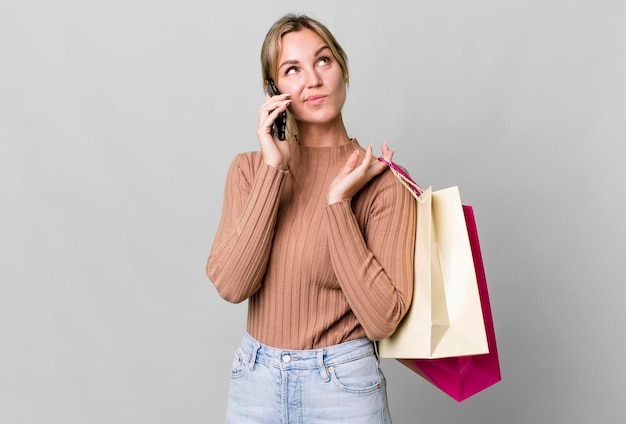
[278,45,331,70]
[314,45,331,56]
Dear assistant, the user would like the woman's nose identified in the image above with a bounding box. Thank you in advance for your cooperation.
[305,70,323,88]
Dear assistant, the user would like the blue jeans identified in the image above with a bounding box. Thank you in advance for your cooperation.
[225,332,392,423]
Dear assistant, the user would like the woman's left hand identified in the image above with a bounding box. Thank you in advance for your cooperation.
[327,142,393,205]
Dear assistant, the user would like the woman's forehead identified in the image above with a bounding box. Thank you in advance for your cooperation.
[279,29,327,60]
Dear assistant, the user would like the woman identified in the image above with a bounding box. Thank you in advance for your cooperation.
[206,13,416,423]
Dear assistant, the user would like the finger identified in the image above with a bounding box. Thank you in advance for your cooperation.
[264,93,291,110]
[362,145,387,177]
[359,144,388,177]
[259,99,291,132]
[265,92,290,100]
[380,142,394,160]
[260,94,291,114]
[340,150,360,174]
[381,142,389,157]
[263,98,291,117]
[361,144,373,165]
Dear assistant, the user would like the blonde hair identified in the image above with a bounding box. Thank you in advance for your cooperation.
[260,14,349,140]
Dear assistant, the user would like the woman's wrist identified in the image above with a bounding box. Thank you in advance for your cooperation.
[327,194,349,205]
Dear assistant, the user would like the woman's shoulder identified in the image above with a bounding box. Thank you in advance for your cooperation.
[359,161,418,207]
[375,162,416,190]
[228,150,264,173]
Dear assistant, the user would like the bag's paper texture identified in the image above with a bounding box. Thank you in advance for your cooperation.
[396,205,501,402]
[378,186,488,359]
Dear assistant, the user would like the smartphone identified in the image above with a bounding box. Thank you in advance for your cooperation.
[267,79,287,141]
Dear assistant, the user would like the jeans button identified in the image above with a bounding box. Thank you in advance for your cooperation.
[282,354,291,363]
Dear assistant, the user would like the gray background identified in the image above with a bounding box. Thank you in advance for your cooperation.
[1,0,624,423]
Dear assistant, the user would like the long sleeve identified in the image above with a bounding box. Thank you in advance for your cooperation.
[324,170,416,340]
[207,139,416,350]
[206,153,288,303]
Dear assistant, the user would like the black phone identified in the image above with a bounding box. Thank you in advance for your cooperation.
[267,79,287,141]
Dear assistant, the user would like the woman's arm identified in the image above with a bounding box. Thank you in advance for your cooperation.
[325,170,416,340]
[206,153,287,303]
[207,91,292,303]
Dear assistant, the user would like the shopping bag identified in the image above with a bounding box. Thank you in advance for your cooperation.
[376,158,501,401]
[397,205,501,401]
[378,161,488,359]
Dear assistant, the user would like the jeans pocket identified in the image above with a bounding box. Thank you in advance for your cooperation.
[328,354,382,394]
[230,348,249,379]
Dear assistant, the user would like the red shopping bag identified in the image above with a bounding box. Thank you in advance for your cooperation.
[397,205,501,402]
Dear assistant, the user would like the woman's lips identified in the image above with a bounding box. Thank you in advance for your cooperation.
[305,95,326,105]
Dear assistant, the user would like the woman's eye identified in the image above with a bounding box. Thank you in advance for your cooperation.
[318,56,331,66]
[285,66,298,75]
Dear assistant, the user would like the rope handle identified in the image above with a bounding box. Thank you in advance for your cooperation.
[378,157,424,199]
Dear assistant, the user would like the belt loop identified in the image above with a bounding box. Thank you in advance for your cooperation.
[373,341,381,362]
[248,342,261,372]
[317,350,330,382]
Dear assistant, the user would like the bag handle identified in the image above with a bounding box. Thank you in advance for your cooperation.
[378,157,424,199]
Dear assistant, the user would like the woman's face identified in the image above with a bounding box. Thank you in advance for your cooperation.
[276,28,346,127]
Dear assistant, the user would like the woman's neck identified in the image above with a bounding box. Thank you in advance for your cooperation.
[295,115,350,147]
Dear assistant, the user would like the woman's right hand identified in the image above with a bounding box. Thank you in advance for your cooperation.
[257,93,292,170]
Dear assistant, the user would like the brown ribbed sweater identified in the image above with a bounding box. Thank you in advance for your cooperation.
[206,139,416,350]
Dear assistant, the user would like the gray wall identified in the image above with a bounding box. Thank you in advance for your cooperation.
[1,0,624,422]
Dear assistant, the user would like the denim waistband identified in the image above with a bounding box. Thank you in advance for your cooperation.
[239,332,376,376]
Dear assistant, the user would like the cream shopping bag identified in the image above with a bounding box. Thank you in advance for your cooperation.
[378,162,489,359]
